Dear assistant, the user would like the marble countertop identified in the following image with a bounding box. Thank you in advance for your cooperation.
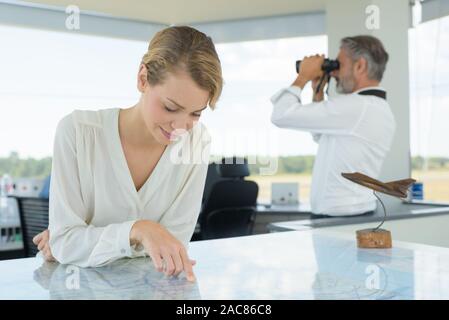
[1,229,449,299]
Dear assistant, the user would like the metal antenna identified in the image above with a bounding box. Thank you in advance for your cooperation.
[372,190,386,231]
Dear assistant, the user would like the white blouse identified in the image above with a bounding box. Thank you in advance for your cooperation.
[48,108,211,267]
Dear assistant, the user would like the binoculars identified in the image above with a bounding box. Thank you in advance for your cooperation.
[295,58,340,74]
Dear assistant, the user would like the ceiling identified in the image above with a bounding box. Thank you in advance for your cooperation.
[25,0,326,24]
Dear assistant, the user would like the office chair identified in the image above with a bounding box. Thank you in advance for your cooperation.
[11,196,49,257]
[199,157,258,240]
[202,162,226,205]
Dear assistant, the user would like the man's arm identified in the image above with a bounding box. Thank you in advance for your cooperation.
[271,83,363,136]
[310,75,326,142]
[271,88,362,134]
[312,74,328,102]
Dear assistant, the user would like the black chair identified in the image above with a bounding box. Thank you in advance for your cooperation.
[10,196,49,257]
[199,157,258,240]
[202,162,226,205]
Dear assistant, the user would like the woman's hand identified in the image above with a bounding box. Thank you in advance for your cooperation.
[130,220,196,282]
[33,229,56,262]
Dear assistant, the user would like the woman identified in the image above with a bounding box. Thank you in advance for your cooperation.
[32,26,223,282]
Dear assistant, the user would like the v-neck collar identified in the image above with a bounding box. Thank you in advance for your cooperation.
[105,108,171,205]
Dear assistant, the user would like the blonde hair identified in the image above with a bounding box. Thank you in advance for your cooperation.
[141,26,223,109]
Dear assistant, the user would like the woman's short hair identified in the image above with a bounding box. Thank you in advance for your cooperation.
[340,35,389,81]
[141,26,223,109]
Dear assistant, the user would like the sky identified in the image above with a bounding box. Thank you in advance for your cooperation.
[0,15,448,159]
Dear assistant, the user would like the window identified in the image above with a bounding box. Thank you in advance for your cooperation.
[202,35,328,203]
[0,24,327,204]
[0,24,146,179]
[409,16,449,202]
[0,24,146,159]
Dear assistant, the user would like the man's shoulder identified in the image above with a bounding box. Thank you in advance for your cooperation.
[328,90,389,107]
[325,92,366,109]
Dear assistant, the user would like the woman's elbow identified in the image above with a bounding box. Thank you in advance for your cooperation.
[48,235,71,265]
[271,112,285,127]
[49,232,85,267]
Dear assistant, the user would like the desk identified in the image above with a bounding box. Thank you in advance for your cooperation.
[269,203,449,232]
[252,203,312,234]
[268,202,449,248]
[193,202,312,237]
[1,229,449,299]
[0,197,23,258]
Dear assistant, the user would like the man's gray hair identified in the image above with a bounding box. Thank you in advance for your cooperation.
[340,35,389,81]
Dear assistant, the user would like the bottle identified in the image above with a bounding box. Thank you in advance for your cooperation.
[0,174,5,198]
[412,182,424,200]
[0,174,8,209]
[0,174,13,218]
[1,174,13,196]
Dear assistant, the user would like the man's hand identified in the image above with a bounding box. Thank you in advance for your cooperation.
[312,74,328,102]
[293,54,325,89]
[33,229,56,262]
[130,220,197,282]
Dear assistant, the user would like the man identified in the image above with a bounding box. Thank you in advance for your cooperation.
[271,35,395,217]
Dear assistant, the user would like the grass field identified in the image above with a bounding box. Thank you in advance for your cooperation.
[411,170,449,202]
[249,169,449,203]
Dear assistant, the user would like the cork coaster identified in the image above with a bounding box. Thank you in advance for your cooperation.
[356,228,392,248]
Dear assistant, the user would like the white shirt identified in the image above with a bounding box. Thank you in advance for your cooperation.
[48,108,211,267]
[271,86,396,216]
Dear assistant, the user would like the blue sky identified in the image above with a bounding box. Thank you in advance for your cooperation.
[0,16,448,158]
